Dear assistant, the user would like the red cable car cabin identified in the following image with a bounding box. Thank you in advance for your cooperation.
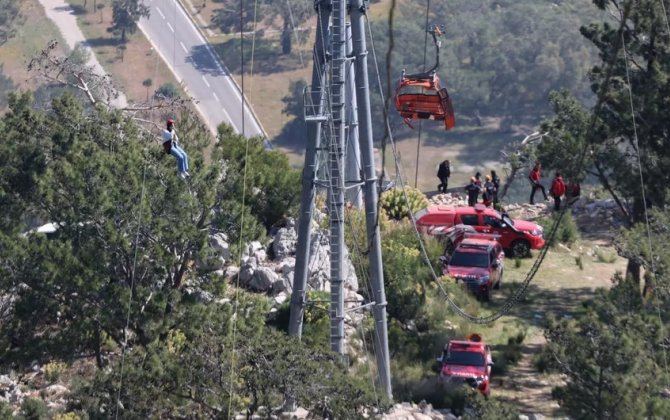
[394,25,456,130]
[395,72,455,130]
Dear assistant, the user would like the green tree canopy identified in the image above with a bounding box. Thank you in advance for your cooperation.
[111,0,150,42]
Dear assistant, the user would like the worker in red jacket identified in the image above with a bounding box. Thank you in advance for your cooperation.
[528,162,548,205]
[550,172,567,211]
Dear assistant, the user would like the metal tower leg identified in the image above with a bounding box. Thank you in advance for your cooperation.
[329,0,347,355]
[350,0,393,399]
[289,1,332,339]
[345,23,363,209]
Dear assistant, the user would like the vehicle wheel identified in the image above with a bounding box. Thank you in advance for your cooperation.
[494,270,502,290]
[511,240,531,258]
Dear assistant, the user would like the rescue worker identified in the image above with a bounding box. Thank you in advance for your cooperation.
[550,172,567,211]
[162,118,190,179]
[465,177,480,207]
[437,160,451,193]
[482,175,495,207]
[490,170,501,208]
[528,162,548,204]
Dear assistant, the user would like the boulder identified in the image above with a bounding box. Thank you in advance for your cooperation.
[273,292,289,306]
[273,227,298,259]
[225,265,240,280]
[254,249,267,263]
[272,278,290,295]
[209,232,232,260]
[43,384,69,400]
[239,264,255,285]
[279,257,296,275]
[249,267,278,292]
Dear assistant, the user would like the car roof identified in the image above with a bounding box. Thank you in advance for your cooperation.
[456,238,498,252]
[449,341,486,351]
[455,204,497,215]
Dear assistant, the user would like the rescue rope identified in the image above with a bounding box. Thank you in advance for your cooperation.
[226,0,251,416]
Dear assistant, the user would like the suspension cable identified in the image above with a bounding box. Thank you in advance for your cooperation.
[660,0,670,36]
[621,29,669,386]
[414,0,430,188]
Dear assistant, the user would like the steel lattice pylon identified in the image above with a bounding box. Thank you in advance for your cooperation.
[288,0,392,400]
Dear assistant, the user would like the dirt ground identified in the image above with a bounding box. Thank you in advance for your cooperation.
[489,235,627,417]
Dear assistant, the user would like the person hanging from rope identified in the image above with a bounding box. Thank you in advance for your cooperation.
[437,159,451,193]
[162,118,190,179]
[528,162,548,205]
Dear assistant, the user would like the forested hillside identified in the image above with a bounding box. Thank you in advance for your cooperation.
[277,0,609,142]
[366,0,608,128]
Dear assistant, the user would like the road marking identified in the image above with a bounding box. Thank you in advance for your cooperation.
[167,22,174,32]
[201,75,210,88]
[156,7,165,19]
[180,41,188,53]
[172,0,262,133]
[213,93,220,103]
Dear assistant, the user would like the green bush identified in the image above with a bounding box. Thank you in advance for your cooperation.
[44,361,67,383]
[575,254,584,270]
[20,398,48,420]
[595,248,617,263]
[537,212,580,247]
[154,82,179,99]
[380,186,428,220]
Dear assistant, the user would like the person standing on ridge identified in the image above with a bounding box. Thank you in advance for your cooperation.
[528,162,548,204]
[437,159,451,193]
[465,177,480,207]
[162,118,190,179]
[482,175,495,207]
[550,172,567,211]
[490,170,501,208]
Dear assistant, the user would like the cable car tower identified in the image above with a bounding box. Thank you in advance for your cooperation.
[288,0,392,399]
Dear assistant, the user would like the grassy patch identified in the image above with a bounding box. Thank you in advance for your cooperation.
[0,0,66,94]
[63,0,182,105]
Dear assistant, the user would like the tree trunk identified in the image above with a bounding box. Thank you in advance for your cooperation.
[498,166,519,201]
[94,323,104,369]
[626,258,641,289]
[281,22,292,55]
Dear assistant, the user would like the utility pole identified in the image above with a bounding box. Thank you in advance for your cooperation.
[345,23,363,209]
[288,1,331,339]
[350,0,392,399]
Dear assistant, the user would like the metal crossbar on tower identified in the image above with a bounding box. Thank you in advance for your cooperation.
[288,0,392,400]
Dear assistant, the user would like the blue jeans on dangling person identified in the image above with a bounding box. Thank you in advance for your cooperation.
[170,144,189,173]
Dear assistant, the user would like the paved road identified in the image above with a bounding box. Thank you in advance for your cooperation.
[139,0,265,138]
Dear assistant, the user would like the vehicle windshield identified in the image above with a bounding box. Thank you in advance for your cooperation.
[449,251,489,268]
[413,208,428,221]
[501,212,515,226]
[446,350,485,366]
